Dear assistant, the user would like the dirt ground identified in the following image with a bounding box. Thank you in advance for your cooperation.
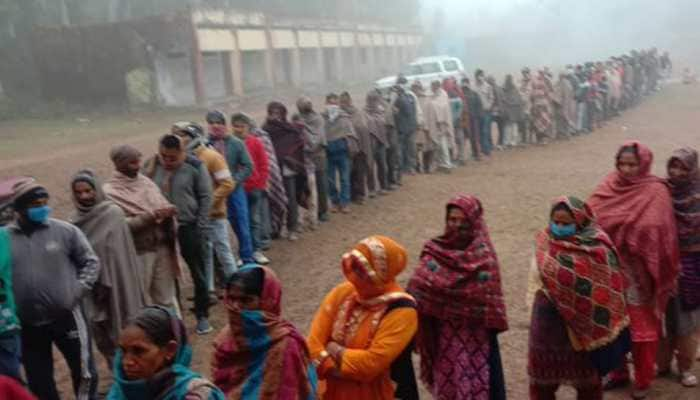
[2,83,700,399]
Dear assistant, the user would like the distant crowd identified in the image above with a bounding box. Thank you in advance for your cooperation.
[0,47,684,400]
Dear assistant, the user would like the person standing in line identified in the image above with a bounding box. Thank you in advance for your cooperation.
[322,93,357,214]
[553,71,576,139]
[474,69,495,156]
[393,77,421,175]
[70,170,145,367]
[230,113,271,264]
[144,134,214,335]
[206,110,255,263]
[308,236,419,400]
[211,266,318,398]
[0,194,22,382]
[408,194,508,400]
[527,196,631,400]
[295,96,329,222]
[531,71,554,144]
[107,307,225,400]
[104,145,181,315]
[365,90,391,190]
[429,80,454,173]
[501,74,524,148]
[9,180,99,400]
[264,102,308,240]
[588,142,679,399]
[461,77,483,159]
[443,77,465,165]
[661,148,700,388]
[519,68,534,144]
[412,82,436,173]
[172,122,241,296]
[341,91,373,204]
[248,115,288,241]
[488,75,506,150]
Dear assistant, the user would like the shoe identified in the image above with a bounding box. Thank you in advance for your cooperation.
[253,251,270,265]
[236,259,244,267]
[378,190,389,196]
[196,318,213,335]
[288,233,299,241]
[631,388,649,399]
[368,191,377,199]
[681,371,698,387]
[330,205,340,213]
[319,213,330,222]
[340,206,351,214]
[208,293,219,306]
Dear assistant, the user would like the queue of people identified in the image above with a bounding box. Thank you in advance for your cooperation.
[0,46,691,400]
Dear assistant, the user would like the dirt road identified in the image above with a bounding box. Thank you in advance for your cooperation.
[2,83,699,399]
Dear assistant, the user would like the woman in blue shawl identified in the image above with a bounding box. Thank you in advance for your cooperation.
[108,306,224,400]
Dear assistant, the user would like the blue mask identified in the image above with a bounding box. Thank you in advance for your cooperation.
[550,222,576,238]
[27,206,51,224]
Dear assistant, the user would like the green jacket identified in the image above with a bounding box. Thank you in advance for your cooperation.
[0,228,19,336]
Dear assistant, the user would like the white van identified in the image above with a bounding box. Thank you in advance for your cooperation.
[374,56,465,93]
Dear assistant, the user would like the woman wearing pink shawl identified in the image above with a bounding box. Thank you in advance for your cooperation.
[212,266,317,399]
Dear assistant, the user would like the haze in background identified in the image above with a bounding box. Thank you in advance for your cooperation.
[420,0,699,77]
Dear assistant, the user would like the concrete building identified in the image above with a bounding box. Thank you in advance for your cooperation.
[161,7,423,106]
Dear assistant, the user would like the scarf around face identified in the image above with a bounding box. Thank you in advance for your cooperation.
[212,266,317,400]
[588,141,680,317]
[535,196,629,351]
[408,194,508,330]
[263,102,307,175]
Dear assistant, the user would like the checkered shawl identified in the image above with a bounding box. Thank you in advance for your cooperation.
[535,196,629,351]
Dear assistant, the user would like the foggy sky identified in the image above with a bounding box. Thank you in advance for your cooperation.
[420,0,699,74]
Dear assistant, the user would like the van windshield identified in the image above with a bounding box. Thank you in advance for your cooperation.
[404,62,442,76]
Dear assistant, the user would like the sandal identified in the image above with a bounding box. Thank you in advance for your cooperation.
[631,388,650,399]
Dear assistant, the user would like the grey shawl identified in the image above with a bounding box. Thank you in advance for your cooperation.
[70,172,145,343]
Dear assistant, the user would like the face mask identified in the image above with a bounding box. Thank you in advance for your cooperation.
[326,105,340,121]
[27,206,51,224]
[209,125,227,140]
[550,222,576,239]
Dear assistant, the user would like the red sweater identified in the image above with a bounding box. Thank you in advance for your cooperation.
[243,135,270,192]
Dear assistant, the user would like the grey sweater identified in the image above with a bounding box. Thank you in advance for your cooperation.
[146,156,213,230]
[9,219,100,326]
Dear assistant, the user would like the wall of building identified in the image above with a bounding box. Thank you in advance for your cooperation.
[181,7,423,106]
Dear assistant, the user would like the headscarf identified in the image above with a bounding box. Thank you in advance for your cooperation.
[263,102,306,175]
[71,169,106,214]
[408,194,508,330]
[108,308,224,400]
[330,236,416,343]
[588,141,680,317]
[442,77,464,101]
[535,196,629,351]
[667,147,700,252]
[212,266,317,400]
[667,147,700,310]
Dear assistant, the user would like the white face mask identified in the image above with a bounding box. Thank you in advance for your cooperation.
[326,105,340,121]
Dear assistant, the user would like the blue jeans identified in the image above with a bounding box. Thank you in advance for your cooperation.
[247,189,266,252]
[326,139,351,207]
[227,186,254,263]
[0,333,22,382]
[480,112,493,155]
[259,192,272,248]
[205,218,238,292]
